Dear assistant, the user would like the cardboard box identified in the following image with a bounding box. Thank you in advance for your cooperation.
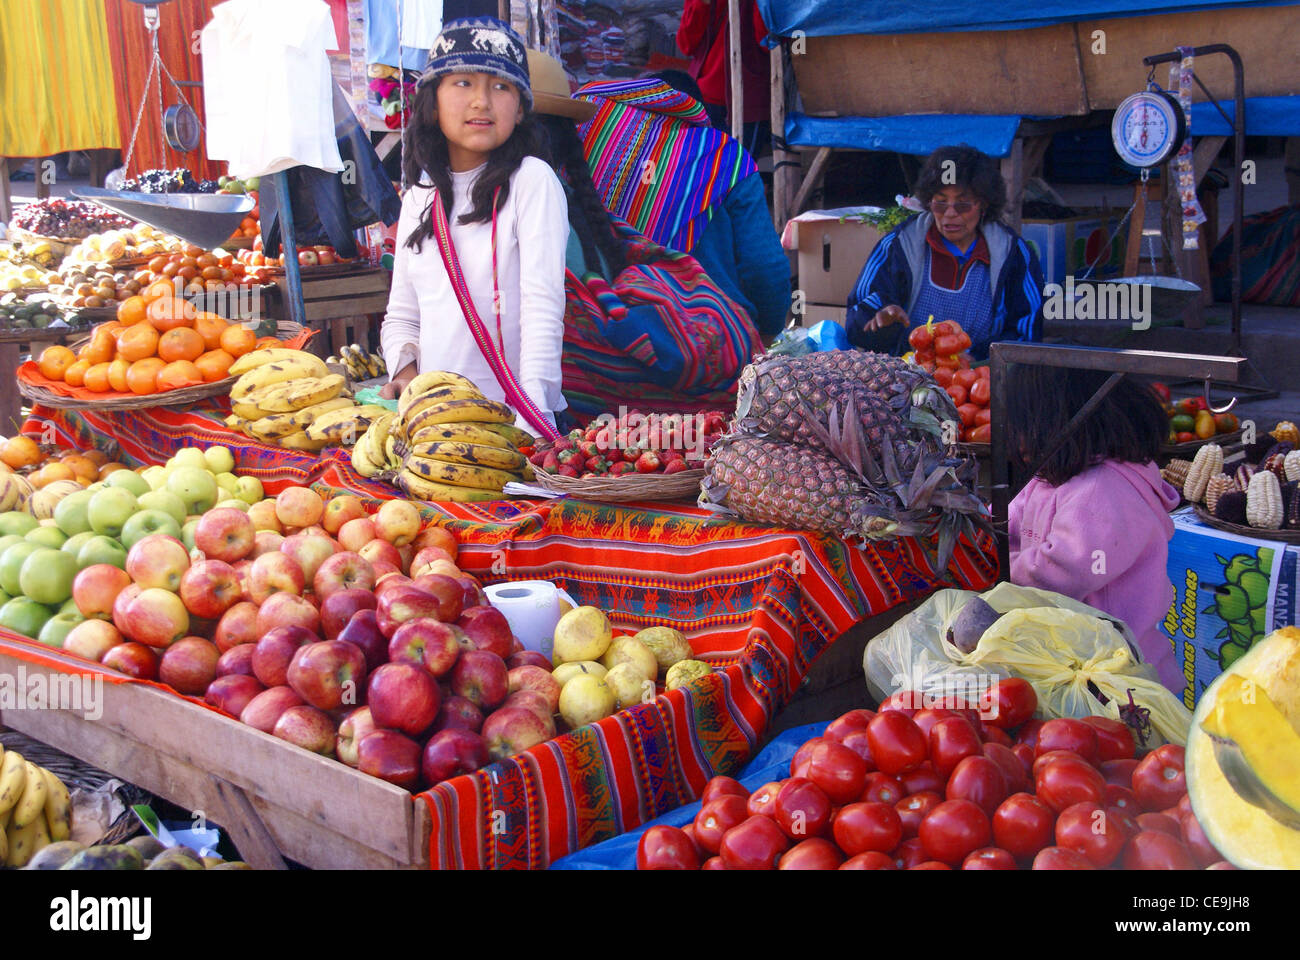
[799,302,847,328]
[791,209,885,307]
[1020,209,1128,286]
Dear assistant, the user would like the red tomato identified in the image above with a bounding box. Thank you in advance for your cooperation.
[824,708,875,741]
[746,781,783,819]
[919,799,991,864]
[1100,758,1139,788]
[929,716,983,778]
[992,792,1055,859]
[840,851,897,869]
[908,325,934,351]
[1033,749,1092,779]
[982,742,1029,794]
[1034,718,1100,764]
[636,825,701,870]
[1015,718,1045,750]
[910,860,953,869]
[837,729,875,767]
[968,378,991,407]
[912,707,961,741]
[1080,716,1136,761]
[956,403,980,428]
[718,815,790,870]
[1177,793,1193,816]
[805,739,868,804]
[945,383,968,406]
[893,837,929,869]
[681,822,706,858]
[774,777,833,840]
[1034,757,1106,813]
[962,847,1017,870]
[899,762,946,795]
[895,790,942,840]
[701,776,748,805]
[945,755,1009,818]
[866,711,928,775]
[693,795,749,854]
[1180,812,1222,868]
[789,738,826,778]
[1123,831,1196,870]
[701,856,726,870]
[1131,744,1186,811]
[1103,784,1140,814]
[832,801,903,856]
[1135,813,1183,838]
[860,771,906,805]
[979,677,1037,730]
[1054,801,1127,867]
[981,726,1013,748]
[1011,743,1036,775]
[1032,846,1097,870]
[877,690,920,717]
[777,837,843,870]
[932,366,956,388]
[1105,804,1141,840]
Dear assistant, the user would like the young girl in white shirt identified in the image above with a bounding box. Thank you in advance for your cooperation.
[380,17,568,432]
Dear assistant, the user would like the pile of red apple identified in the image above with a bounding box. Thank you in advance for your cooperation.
[530,409,728,479]
[637,681,1226,870]
[66,488,562,791]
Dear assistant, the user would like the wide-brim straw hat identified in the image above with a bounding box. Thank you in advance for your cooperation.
[527,49,597,123]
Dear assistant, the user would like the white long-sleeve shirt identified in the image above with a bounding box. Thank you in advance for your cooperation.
[381,156,569,427]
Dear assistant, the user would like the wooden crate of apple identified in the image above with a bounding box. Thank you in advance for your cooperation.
[904,320,990,444]
[530,409,729,478]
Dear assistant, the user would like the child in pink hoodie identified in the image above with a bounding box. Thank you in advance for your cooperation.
[1005,366,1183,693]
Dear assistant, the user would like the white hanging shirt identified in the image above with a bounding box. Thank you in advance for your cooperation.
[399,0,443,49]
[381,157,570,427]
[202,0,344,177]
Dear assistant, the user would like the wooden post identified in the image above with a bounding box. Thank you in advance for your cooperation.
[789,147,831,218]
[0,158,11,224]
[1000,137,1025,233]
[770,44,794,230]
[1123,182,1148,278]
[728,0,743,140]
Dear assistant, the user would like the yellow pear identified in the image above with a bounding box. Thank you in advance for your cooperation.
[665,659,712,691]
[552,660,606,686]
[600,636,658,683]
[552,606,613,664]
[605,662,655,710]
[633,626,693,676]
[558,674,615,728]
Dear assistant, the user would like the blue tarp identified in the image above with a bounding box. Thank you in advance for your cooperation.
[757,0,1287,38]
[1190,96,1300,136]
[550,722,829,870]
[785,112,1024,157]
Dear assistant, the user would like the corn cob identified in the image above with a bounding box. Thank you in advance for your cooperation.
[1285,450,1300,483]
[1246,470,1283,529]
[1262,452,1289,482]
[1289,484,1300,529]
[1235,462,1257,491]
[1183,443,1223,504]
[1270,420,1299,446]
[1161,459,1193,489]
[1215,490,1249,525]
[1204,474,1237,515]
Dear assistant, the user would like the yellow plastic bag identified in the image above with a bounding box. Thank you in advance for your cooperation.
[863,583,1192,746]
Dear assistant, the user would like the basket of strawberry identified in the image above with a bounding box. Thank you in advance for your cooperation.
[525,409,728,502]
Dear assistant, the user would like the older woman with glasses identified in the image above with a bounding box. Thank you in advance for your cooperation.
[845,145,1045,360]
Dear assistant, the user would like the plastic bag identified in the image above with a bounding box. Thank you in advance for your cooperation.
[863,582,1192,746]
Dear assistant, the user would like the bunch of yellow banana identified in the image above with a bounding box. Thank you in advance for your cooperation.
[357,370,537,501]
[0,743,72,868]
[327,344,387,382]
[225,348,385,450]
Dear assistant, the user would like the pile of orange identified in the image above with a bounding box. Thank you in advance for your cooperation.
[0,437,127,488]
[36,281,282,396]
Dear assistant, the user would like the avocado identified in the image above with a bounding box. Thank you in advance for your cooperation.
[25,840,86,870]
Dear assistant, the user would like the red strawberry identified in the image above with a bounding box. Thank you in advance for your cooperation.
[663,459,689,475]
[635,451,661,473]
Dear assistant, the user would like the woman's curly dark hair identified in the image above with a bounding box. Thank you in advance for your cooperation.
[914,145,1007,225]
[401,79,546,253]
[537,115,628,276]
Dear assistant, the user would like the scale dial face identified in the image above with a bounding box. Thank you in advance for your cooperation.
[164,104,200,153]
[1112,91,1183,168]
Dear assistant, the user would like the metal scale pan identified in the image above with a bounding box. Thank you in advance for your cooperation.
[72,187,254,251]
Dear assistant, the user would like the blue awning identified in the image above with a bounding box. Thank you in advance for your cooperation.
[1190,96,1300,136]
[785,112,1024,157]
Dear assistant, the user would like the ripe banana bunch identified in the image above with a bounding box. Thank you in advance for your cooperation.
[328,344,386,382]
[378,371,537,501]
[0,744,72,868]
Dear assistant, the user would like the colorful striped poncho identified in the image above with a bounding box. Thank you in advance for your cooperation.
[575,78,756,255]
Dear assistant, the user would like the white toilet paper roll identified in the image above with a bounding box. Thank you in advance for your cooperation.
[484,580,574,659]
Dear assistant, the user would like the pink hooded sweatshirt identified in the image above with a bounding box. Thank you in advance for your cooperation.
[1009,459,1182,693]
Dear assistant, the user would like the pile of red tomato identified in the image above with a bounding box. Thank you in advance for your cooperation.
[906,320,991,444]
[636,680,1226,870]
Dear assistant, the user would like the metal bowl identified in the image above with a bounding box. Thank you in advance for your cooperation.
[73,187,255,250]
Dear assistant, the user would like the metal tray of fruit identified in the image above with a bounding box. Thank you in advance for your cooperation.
[1192,505,1300,543]
[1161,429,1244,457]
[528,468,706,503]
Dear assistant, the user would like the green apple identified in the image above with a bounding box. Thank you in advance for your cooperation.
[0,589,11,607]
[20,548,78,606]
[25,525,68,549]
[0,512,39,537]
[138,489,187,526]
[214,499,249,513]
[166,467,218,515]
[121,509,183,550]
[85,481,105,495]
[170,448,208,472]
[234,476,263,505]
[58,597,81,616]
[53,489,95,536]
[0,541,43,596]
[105,468,151,497]
[77,535,127,571]
[0,534,24,556]
[204,446,235,475]
[215,472,239,496]
[62,531,97,557]
[0,597,54,639]
[181,519,200,553]
[141,465,168,492]
[37,610,84,648]
[87,487,139,539]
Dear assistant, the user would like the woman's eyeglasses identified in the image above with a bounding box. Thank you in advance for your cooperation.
[930,200,978,215]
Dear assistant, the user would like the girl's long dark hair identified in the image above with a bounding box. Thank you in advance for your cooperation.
[538,115,627,276]
[402,80,545,252]
[1004,365,1167,486]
